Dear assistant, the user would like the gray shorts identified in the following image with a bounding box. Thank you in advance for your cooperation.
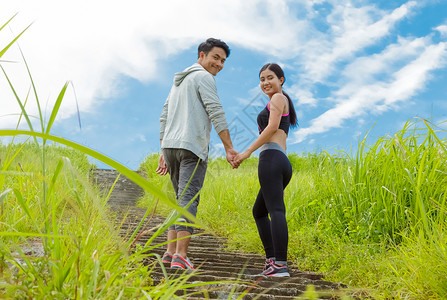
[162,148,207,234]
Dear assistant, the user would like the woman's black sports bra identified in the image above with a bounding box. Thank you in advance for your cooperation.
[257,102,290,135]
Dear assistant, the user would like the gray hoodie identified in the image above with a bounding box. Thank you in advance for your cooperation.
[159,63,229,160]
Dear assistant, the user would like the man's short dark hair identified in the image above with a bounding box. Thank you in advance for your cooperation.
[198,38,230,58]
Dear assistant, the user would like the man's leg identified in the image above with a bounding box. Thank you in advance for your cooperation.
[162,149,181,255]
[176,230,191,259]
[175,150,207,259]
[166,230,177,254]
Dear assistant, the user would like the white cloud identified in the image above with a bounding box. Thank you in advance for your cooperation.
[284,1,419,108]
[299,1,417,83]
[338,37,429,93]
[292,37,447,143]
[133,134,146,143]
[435,24,447,38]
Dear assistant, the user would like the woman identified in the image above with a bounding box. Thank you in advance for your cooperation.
[234,63,297,277]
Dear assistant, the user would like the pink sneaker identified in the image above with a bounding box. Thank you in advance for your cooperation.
[259,263,290,277]
[170,254,194,270]
[162,252,173,264]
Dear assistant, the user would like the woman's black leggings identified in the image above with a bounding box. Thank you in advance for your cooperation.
[253,149,292,262]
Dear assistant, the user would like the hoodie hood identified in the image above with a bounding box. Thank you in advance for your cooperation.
[174,63,206,87]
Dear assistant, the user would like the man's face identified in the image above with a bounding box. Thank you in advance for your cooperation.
[198,47,227,76]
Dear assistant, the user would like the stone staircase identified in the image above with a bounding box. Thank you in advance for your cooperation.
[92,169,350,299]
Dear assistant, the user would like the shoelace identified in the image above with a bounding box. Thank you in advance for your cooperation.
[264,258,275,271]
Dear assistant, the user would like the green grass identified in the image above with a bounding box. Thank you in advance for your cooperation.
[139,118,447,299]
[1,143,146,298]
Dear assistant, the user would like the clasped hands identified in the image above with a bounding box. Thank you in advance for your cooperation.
[227,148,251,169]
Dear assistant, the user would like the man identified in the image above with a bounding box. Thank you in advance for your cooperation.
[156,38,237,270]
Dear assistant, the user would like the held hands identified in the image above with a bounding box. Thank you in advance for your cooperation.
[226,148,239,169]
[233,150,251,169]
[155,153,168,175]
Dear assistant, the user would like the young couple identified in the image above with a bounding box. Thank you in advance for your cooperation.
[156,38,297,277]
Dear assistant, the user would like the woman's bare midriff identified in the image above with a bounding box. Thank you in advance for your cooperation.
[266,129,287,151]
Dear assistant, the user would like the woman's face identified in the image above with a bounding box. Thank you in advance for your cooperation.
[259,69,284,96]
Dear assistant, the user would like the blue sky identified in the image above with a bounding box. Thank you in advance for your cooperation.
[1,0,447,170]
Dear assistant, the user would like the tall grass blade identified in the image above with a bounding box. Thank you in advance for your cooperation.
[0,13,18,31]
[0,188,12,203]
[69,81,82,129]
[105,172,120,202]
[1,90,31,172]
[86,250,100,298]
[0,231,68,238]
[12,189,36,226]
[421,118,447,153]
[415,149,429,234]
[49,159,64,262]
[45,82,69,136]
[0,66,37,143]
[19,46,45,133]
[0,189,12,223]
[0,22,31,59]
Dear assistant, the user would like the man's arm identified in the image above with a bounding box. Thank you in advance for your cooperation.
[159,92,170,140]
[156,139,168,175]
[158,88,169,176]
[198,73,238,167]
[198,74,228,134]
[218,129,238,168]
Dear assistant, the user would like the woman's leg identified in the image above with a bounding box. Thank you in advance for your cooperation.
[253,189,275,259]
[258,150,292,262]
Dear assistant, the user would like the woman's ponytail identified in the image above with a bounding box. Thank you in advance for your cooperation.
[282,91,297,127]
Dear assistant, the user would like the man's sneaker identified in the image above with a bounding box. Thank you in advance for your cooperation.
[170,254,194,270]
[264,258,275,271]
[259,263,290,277]
[162,252,173,264]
